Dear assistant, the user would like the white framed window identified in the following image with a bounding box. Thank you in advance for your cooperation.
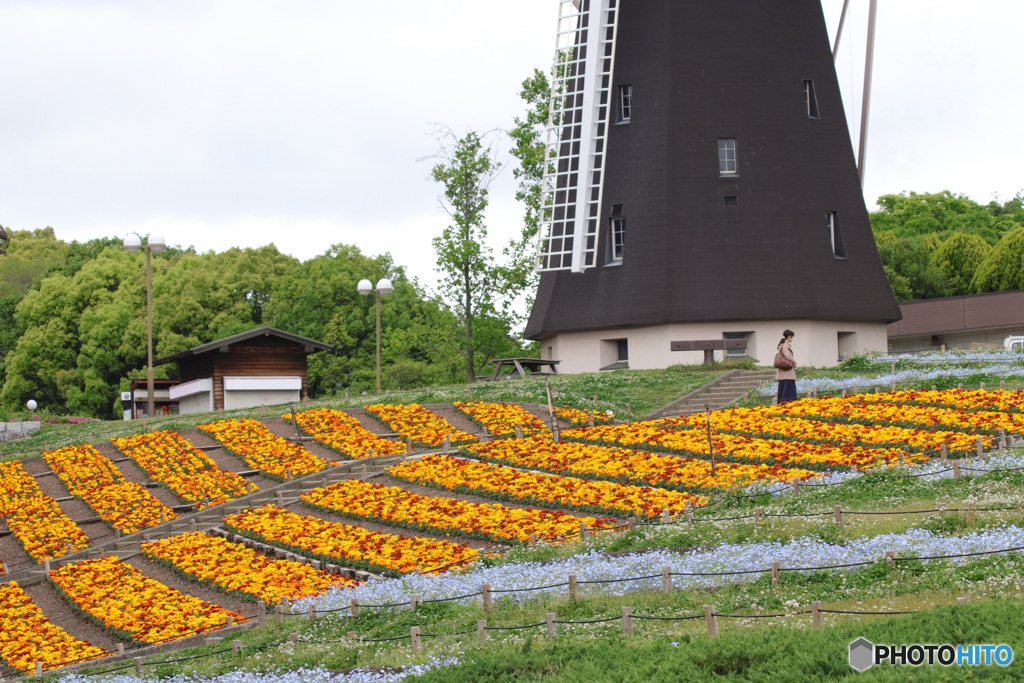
[610,217,625,261]
[718,138,737,175]
[803,80,819,118]
[827,211,847,258]
[723,332,749,357]
[618,84,632,123]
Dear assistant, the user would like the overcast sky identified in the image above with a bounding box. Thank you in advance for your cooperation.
[2,1,1021,290]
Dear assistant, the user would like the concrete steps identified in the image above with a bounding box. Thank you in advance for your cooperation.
[647,370,776,419]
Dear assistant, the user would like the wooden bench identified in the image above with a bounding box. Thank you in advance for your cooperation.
[670,339,747,366]
[488,358,561,381]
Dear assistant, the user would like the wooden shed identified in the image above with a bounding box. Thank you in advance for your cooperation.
[154,327,333,414]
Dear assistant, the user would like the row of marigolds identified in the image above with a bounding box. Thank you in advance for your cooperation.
[43,444,177,535]
[112,431,253,509]
[0,460,90,563]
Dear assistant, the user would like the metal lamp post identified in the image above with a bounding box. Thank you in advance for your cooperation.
[123,233,166,419]
[356,278,393,393]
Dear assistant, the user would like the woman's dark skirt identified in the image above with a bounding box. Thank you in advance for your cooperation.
[777,379,797,404]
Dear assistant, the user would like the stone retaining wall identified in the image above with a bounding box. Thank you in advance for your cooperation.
[0,421,40,443]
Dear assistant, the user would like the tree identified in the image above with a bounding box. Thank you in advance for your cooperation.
[875,234,951,302]
[971,227,1024,293]
[429,128,504,382]
[931,233,992,295]
[502,69,551,327]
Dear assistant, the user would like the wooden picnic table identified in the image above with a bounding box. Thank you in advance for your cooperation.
[488,357,560,381]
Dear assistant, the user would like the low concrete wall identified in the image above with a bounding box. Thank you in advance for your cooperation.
[0,421,40,443]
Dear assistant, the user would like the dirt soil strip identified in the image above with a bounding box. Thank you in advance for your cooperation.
[423,403,488,438]
[339,407,401,437]
[178,428,283,492]
[263,419,352,464]
[23,580,127,652]
[94,442,186,510]
[126,555,257,623]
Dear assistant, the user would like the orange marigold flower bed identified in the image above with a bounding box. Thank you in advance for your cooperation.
[6,496,91,563]
[197,419,327,481]
[553,407,614,427]
[853,388,1024,414]
[301,479,616,544]
[364,404,477,447]
[453,401,548,437]
[141,532,357,604]
[560,423,922,471]
[283,408,406,459]
[388,454,707,519]
[0,581,109,672]
[43,444,176,534]
[223,505,478,576]
[49,556,247,645]
[0,460,45,516]
[112,431,253,509]
[664,408,987,456]
[462,437,822,493]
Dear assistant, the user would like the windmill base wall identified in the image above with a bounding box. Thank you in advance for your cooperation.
[538,321,889,374]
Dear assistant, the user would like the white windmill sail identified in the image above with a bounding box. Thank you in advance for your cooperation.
[536,0,620,273]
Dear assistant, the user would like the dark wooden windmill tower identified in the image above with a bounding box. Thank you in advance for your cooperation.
[525,0,901,371]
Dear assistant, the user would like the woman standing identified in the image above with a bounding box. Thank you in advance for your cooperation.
[775,329,798,404]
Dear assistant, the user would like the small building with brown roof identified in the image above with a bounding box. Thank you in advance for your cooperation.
[154,327,333,414]
[887,289,1024,353]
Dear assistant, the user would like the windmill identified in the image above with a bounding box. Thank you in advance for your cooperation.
[526,0,900,372]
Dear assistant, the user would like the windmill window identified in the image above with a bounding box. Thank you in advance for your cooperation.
[828,211,847,258]
[609,217,625,262]
[804,80,820,118]
[618,84,632,123]
[718,138,737,175]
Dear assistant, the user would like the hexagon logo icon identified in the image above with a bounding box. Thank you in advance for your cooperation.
[849,638,874,671]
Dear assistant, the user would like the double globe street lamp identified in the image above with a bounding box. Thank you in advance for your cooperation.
[123,233,165,419]
[356,278,393,393]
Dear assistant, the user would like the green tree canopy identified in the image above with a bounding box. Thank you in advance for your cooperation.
[971,227,1024,293]
[931,233,992,296]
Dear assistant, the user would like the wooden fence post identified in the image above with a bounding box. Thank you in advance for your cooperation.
[351,598,360,617]
[771,561,780,586]
[232,639,241,656]
[257,600,266,627]
[568,575,578,602]
[477,619,487,643]
[409,594,418,612]
[134,657,143,674]
[952,462,961,479]
[886,551,895,567]
[622,606,633,637]
[754,507,762,525]
[705,605,718,638]
[662,566,673,594]
[792,477,801,495]
[580,522,590,541]
[309,605,317,623]
[482,584,492,613]
[661,510,670,523]
[941,444,947,462]
[811,601,822,629]
[546,612,557,639]
[410,626,421,655]
[977,436,984,458]
[275,604,283,625]
[834,505,843,530]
